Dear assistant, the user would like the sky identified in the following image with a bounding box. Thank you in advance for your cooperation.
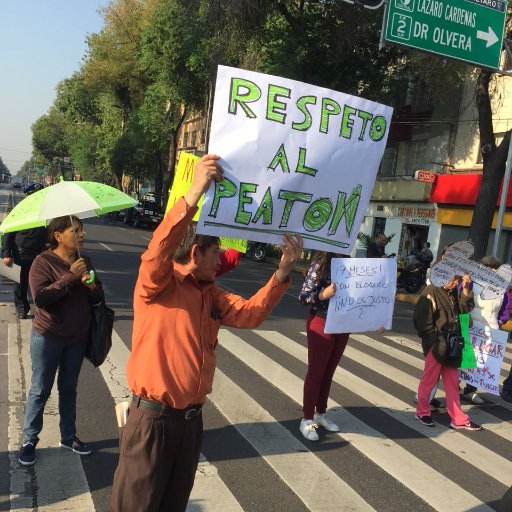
[0,1,106,174]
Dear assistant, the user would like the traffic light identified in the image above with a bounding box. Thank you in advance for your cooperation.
[341,0,385,9]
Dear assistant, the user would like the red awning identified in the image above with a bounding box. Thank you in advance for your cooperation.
[430,173,512,207]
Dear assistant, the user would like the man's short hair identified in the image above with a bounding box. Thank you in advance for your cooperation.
[174,223,220,264]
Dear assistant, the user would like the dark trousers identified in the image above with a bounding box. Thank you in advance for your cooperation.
[111,402,203,512]
[303,314,349,419]
[14,256,35,314]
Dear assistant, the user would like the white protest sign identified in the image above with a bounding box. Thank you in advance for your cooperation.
[324,258,397,333]
[197,65,393,253]
[0,260,20,283]
[430,241,512,299]
[459,321,508,395]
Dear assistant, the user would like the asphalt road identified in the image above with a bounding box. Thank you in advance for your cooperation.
[2,184,511,512]
[74,215,420,512]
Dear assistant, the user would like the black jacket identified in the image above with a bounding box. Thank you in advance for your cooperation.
[366,241,385,258]
[1,228,48,259]
[413,284,474,367]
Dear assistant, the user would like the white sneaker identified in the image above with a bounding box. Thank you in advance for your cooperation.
[300,419,319,441]
[314,412,341,432]
[470,393,484,405]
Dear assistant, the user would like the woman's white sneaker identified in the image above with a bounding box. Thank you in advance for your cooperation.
[300,419,319,441]
[314,412,341,432]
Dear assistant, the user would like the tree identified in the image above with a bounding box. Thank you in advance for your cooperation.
[454,11,512,260]
[83,0,151,127]
[32,109,71,162]
[141,0,271,200]
[469,69,512,260]
[81,0,156,189]
[55,72,101,125]
[0,156,9,175]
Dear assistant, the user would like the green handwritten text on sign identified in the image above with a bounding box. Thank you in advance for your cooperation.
[198,66,393,253]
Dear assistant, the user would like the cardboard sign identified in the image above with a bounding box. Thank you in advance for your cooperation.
[166,152,246,252]
[0,260,21,283]
[459,321,508,395]
[430,241,512,299]
[324,258,397,333]
[197,65,393,253]
[166,153,202,220]
[220,237,247,253]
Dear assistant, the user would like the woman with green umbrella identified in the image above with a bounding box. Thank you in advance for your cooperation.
[18,215,104,466]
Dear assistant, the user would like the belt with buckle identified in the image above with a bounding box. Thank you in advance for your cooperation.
[132,395,202,420]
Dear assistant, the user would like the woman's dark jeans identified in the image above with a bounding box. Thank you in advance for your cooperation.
[22,329,87,444]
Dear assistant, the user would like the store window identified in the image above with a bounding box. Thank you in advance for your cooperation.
[404,140,427,176]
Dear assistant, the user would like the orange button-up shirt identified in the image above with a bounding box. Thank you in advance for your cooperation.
[127,197,291,408]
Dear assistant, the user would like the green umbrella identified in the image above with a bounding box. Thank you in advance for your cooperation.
[0,180,138,234]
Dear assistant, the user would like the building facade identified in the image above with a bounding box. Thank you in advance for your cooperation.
[357,68,512,264]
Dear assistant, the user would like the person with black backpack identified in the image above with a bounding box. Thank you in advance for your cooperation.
[413,273,482,431]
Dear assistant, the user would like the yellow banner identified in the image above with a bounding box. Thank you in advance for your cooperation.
[220,237,247,254]
[166,153,202,220]
[166,152,246,252]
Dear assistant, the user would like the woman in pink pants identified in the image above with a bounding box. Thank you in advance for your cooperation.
[413,273,481,430]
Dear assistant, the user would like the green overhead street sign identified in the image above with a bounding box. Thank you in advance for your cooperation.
[384,0,508,69]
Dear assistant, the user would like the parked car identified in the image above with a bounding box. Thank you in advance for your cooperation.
[23,182,44,195]
[124,199,164,228]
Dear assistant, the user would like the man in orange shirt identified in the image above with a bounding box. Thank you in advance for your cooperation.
[111,154,303,512]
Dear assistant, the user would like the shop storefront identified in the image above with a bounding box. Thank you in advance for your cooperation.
[356,201,438,258]
[431,174,512,262]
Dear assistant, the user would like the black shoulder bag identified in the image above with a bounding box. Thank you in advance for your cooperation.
[86,301,115,367]
[443,289,465,361]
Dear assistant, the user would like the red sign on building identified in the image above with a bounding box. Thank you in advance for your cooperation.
[415,170,437,183]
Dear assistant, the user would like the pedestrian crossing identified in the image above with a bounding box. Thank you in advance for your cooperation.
[6,319,512,511]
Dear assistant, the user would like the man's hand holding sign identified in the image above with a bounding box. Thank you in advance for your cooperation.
[184,154,223,207]
[185,153,303,283]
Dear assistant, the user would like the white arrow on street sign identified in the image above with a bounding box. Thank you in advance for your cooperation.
[477,27,499,48]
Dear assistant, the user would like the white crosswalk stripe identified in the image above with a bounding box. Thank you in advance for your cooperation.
[253,331,512,485]
[7,321,512,510]
[211,369,375,512]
